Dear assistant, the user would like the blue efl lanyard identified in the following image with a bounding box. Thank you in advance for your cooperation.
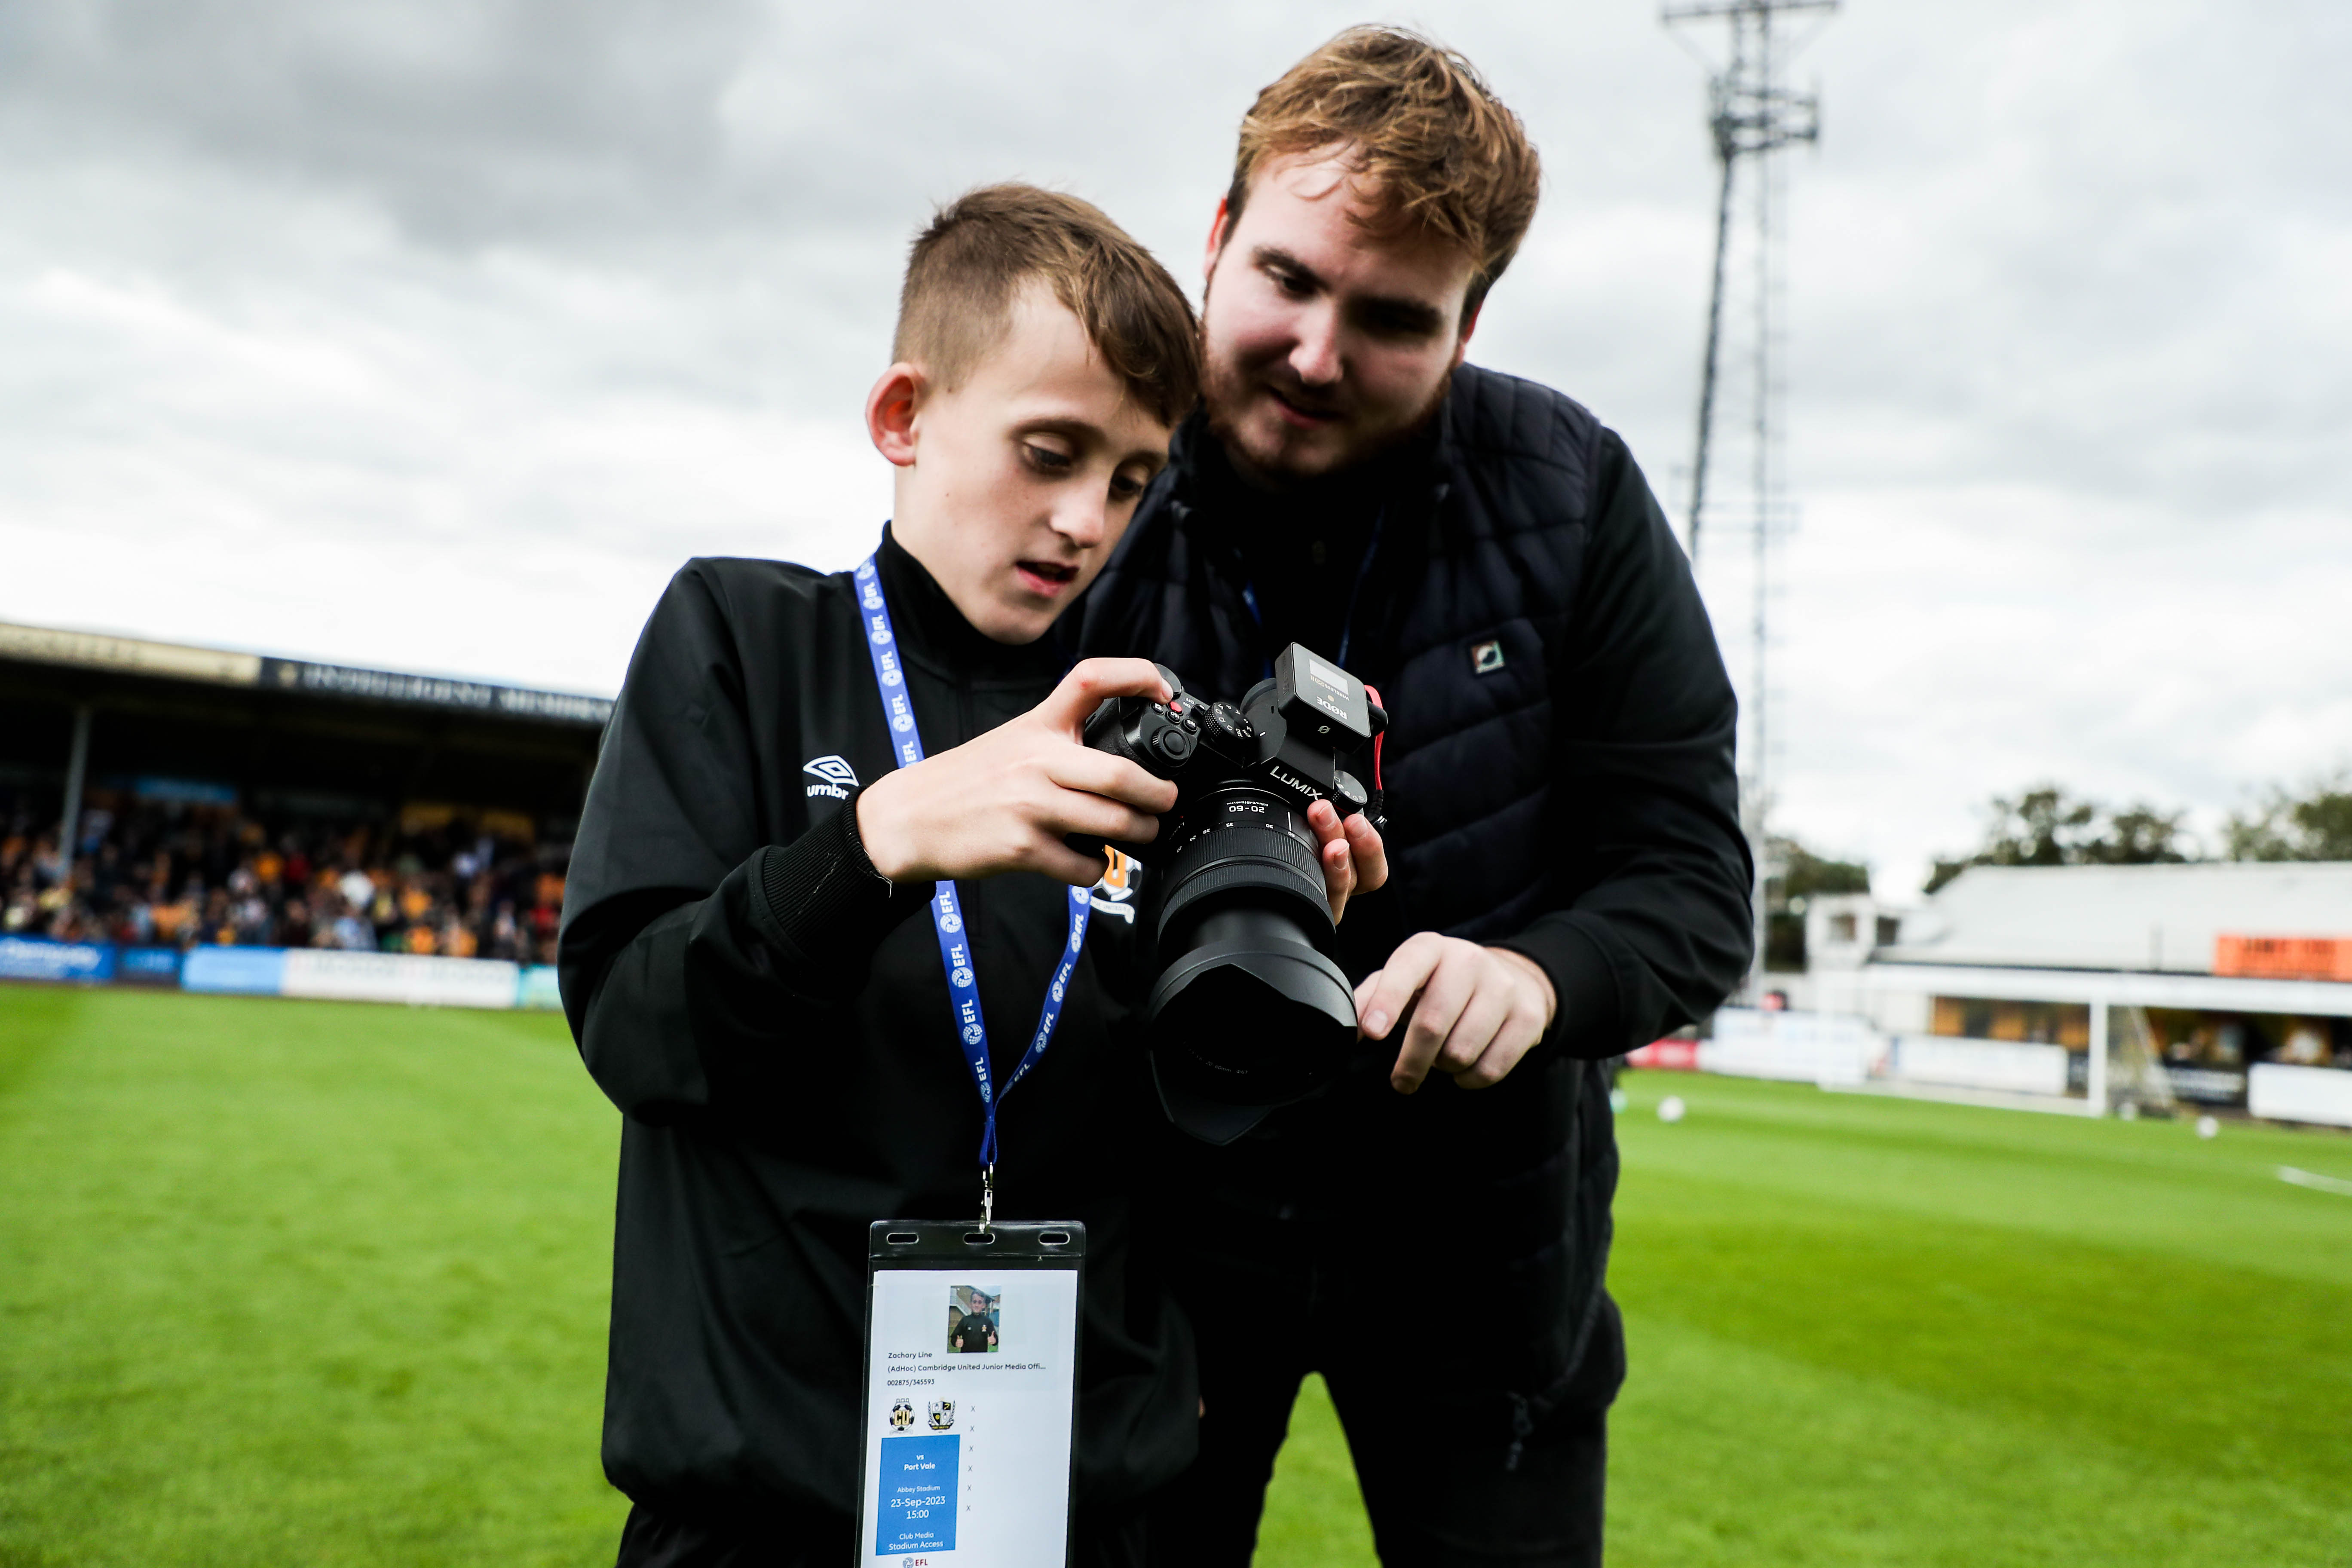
[853,554,1090,1185]
[1230,507,1385,674]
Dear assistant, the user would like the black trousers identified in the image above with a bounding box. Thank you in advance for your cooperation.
[615,1499,1148,1568]
[1143,1242,1615,1568]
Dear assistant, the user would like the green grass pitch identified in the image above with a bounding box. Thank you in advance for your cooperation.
[3,987,2347,1565]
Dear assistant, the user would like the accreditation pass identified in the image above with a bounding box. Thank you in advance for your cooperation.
[858,1221,1084,1568]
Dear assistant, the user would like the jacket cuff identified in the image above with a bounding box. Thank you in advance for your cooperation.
[1492,916,1623,1060]
[746,792,921,973]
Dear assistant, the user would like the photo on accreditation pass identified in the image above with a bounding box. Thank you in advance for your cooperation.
[946,1283,1000,1354]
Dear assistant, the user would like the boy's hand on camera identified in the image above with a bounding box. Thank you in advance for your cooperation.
[1305,799,1388,922]
[1354,935,1557,1093]
[855,658,1179,888]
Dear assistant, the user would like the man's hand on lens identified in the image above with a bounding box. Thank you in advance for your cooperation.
[856,658,1179,887]
[1354,934,1558,1093]
[1306,798,1388,922]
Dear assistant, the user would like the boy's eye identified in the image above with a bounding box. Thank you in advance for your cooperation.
[1109,473,1143,502]
[1024,442,1075,474]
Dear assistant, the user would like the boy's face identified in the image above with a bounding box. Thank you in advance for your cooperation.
[1200,147,1478,487]
[876,285,1173,645]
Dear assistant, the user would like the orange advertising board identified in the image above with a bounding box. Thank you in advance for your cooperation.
[2213,934,2352,983]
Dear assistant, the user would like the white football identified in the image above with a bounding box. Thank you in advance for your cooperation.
[1658,1095,1687,1124]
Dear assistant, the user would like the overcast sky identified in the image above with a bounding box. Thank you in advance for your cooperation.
[3,0,2346,894]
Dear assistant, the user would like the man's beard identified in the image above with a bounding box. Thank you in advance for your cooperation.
[1200,343,1452,493]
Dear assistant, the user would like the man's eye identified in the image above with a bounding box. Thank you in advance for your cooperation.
[1363,309,1436,340]
[1271,268,1312,298]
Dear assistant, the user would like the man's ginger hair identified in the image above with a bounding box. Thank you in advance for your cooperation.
[893,184,1200,427]
[1228,26,1541,320]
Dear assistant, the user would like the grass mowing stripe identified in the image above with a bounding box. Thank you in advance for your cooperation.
[1607,1075,2352,1566]
[1617,1171,2349,1498]
[1616,1077,2352,1290]
[0,989,624,1567]
[6,989,2347,1566]
[1610,1316,2346,1568]
[0,985,77,1103]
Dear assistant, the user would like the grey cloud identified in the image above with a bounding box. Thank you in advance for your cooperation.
[0,0,2346,889]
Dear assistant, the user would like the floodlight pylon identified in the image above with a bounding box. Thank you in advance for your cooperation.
[1664,0,1835,998]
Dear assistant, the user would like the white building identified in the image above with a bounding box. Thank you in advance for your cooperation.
[1788,863,2352,1126]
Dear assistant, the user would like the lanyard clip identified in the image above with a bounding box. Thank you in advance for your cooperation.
[979,1164,995,1235]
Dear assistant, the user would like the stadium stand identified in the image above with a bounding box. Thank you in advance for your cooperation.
[0,619,607,994]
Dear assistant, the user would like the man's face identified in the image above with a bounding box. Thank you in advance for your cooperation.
[878,284,1172,644]
[1200,148,1479,487]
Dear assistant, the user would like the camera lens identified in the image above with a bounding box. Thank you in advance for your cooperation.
[1139,789,1357,1144]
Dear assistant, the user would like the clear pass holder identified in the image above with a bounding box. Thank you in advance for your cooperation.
[857,1220,1086,1568]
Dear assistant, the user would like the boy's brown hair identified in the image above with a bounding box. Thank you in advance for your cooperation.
[1228,26,1541,320]
[894,184,1200,427]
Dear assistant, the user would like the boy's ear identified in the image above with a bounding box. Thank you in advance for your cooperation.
[866,362,926,468]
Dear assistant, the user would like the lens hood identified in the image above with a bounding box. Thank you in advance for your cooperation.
[1144,908,1356,1145]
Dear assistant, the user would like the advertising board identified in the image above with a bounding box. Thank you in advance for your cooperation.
[1885,1035,2070,1096]
[1702,1009,1883,1085]
[516,965,564,1011]
[279,950,522,1009]
[181,947,289,995]
[2248,1063,2352,1129]
[0,937,116,984]
[116,946,184,986]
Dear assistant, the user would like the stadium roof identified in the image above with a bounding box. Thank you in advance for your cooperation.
[0,619,610,727]
[0,618,609,822]
[1878,862,2352,976]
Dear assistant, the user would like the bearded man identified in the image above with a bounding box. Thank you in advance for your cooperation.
[1069,28,1754,1568]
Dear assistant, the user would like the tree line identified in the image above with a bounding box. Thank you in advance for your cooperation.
[1923,773,2352,894]
[1757,773,2349,969]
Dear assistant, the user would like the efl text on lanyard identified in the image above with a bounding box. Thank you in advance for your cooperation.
[853,555,1090,1232]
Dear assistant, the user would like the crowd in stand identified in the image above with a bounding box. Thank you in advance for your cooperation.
[0,789,570,965]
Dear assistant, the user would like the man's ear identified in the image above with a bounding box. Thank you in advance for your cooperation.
[866,363,925,468]
[1203,194,1233,286]
[1452,298,1482,370]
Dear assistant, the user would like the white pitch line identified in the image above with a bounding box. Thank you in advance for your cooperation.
[2277,1166,2352,1197]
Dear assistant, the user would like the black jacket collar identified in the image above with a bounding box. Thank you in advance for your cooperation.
[876,522,1066,685]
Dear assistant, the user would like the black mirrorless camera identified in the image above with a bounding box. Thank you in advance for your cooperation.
[1078,643,1387,1145]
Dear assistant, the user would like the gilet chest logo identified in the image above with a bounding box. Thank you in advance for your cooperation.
[803,755,858,801]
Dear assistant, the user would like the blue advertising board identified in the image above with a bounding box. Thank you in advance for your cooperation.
[516,965,564,1011]
[180,946,289,996]
[117,946,184,985]
[0,937,116,984]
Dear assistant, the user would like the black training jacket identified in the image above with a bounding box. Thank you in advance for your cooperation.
[559,530,1196,1530]
[1068,363,1753,1417]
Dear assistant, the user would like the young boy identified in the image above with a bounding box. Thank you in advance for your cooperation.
[559,185,1377,1566]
